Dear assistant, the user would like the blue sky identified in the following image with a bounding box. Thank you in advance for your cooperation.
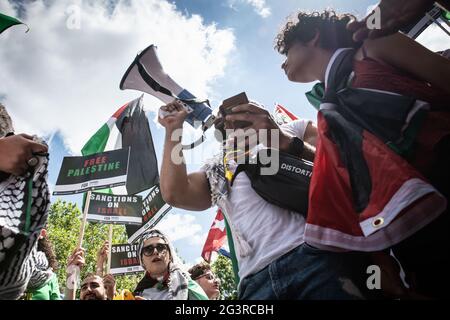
[2,0,447,266]
[52,0,374,266]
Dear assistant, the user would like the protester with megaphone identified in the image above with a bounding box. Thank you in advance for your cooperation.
[158,98,378,300]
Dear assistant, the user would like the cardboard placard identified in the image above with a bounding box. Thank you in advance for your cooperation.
[87,192,143,225]
[53,148,130,195]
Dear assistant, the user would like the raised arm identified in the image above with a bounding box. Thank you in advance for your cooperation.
[64,248,85,300]
[159,101,212,211]
[362,32,450,95]
[348,0,450,42]
[95,241,109,276]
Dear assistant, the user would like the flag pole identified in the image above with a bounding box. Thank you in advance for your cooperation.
[106,224,113,275]
[78,191,92,248]
[68,190,92,300]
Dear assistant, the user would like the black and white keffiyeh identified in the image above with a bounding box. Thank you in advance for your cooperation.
[135,229,192,300]
[0,153,50,300]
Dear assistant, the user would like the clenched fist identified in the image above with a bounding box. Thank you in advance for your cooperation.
[0,134,48,176]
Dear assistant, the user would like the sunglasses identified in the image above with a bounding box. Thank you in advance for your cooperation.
[195,272,220,283]
[142,243,169,256]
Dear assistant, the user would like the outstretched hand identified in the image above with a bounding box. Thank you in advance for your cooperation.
[347,0,434,42]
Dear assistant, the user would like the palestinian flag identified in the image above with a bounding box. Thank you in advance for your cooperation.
[81,102,132,156]
[305,48,447,252]
[116,100,159,194]
[0,12,28,35]
[81,95,159,194]
[273,104,298,125]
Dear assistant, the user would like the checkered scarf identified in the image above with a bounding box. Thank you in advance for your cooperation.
[135,229,191,300]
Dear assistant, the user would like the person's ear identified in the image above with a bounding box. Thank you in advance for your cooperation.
[306,29,320,47]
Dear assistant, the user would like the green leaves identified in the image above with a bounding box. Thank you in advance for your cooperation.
[47,200,141,296]
[211,255,238,300]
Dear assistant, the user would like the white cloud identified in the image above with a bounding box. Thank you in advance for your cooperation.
[0,0,235,153]
[229,0,271,18]
[157,212,206,246]
[246,0,271,18]
[183,256,206,269]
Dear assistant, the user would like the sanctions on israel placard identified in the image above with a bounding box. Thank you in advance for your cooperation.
[110,244,144,276]
[126,184,171,243]
[87,192,143,225]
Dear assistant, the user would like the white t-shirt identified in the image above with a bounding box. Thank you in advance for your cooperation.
[205,119,312,282]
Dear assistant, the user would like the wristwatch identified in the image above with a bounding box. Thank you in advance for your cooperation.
[287,137,304,156]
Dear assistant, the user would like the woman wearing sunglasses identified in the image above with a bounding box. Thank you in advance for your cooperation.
[188,262,221,300]
[134,229,208,300]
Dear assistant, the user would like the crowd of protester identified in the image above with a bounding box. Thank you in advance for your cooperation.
[1,0,449,300]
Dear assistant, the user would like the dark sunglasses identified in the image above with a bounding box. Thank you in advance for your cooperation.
[142,243,169,256]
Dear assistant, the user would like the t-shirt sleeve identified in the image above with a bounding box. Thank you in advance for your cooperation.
[49,274,61,300]
[280,119,312,140]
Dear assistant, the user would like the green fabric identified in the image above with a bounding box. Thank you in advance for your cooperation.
[187,279,209,300]
[223,216,240,285]
[386,110,426,156]
[81,122,113,210]
[28,273,61,300]
[305,82,325,111]
[0,12,27,34]
[443,11,450,21]
[24,175,33,235]
[81,123,111,156]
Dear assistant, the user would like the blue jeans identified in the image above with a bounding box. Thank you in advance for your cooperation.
[239,243,376,300]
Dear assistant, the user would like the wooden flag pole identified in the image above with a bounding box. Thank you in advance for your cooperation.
[68,190,92,300]
[106,224,113,275]
[78,191,92,248]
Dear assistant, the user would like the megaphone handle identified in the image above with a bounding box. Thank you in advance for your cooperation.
[179,102,194,113]
[159,109,173,118]
[159,103,193,119]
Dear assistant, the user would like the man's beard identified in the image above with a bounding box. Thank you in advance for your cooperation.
[83,292,104,300]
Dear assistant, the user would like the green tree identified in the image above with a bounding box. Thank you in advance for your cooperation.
[211,255,238,300]
[46,200,142,297]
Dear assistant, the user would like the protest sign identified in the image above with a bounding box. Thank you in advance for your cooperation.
[87,192,142,225]
[53,148,130,195]
[126,184,171,243]
[110,244,144,275]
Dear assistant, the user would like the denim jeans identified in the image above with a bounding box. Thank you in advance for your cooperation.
[238,243,376,300]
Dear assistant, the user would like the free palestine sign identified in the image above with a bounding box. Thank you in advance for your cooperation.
[53,148,130,195]
[87,192,143,225]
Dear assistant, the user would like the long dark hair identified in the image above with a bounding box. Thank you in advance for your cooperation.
[275,9,360,55]
[37,234,58,271]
